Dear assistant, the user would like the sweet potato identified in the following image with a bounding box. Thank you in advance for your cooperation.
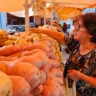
[32,84,43,96]
[40,70,46,84]
[0,42,50,56]
[17,52,49,69]
[49,59,61,68]
[10,76,31,96]
[24,43,50,53]
[0,45,24,56]
[8,62,41,91]
[47,51,56,59]
[56,77,64,86]
[39,36,53,44]
[0,61,10,73]
[41,65,50,77]
[0,61,41,91]
[21,49,47,57]
[39,40,52,47]
[0,56,18,61]
[50,68,63,78]
[47,72,64,86]
[28,95,33,96]
[43,79,60,96]
[9,51,23,58]
[43,76,65,96]
[40,63,52,84]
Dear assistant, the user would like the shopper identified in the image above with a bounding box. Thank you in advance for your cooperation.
[30,12,96,96]
[63,22,67,32]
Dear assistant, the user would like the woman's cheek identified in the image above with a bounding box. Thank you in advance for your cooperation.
[73,32,79,40]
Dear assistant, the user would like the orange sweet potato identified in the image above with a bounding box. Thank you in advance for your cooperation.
[10,76,31,96]
[50,68,63,78]
[41,65,50,77]
[9,51,23,58]
[0,61,41,91]
[32,84,43,96]
[21,49,47,57]
[43,79,60,96]
[47,72,64,86]
[56,77,64,86]
[49,59,61,68]
[24,43,50,53]
[47,51,56,59]
[43,76,65,96]
[39,36,53,44]
[0,45,24,56]
[40,70,46,84]
[17,52,49,69]
[0,56,18,61]
[39,40,52,47]
[28,95,33,96]
[0,61,10,73]
[8,62,41,91]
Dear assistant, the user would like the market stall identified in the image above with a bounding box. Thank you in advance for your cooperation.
[0,0,96,96]
[0,28,66,96]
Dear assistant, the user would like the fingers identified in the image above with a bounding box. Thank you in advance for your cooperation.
[68,70,75,73]
[67,70,75,78]
[68,70,73,73]
[67,73,70,78]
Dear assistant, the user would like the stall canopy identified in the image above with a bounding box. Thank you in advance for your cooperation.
[0,0,33,12]
[0,0,96,31]
[47,6,81,20]
[8,9,34,17]
[46,0,96,19]
[46,0,96,8]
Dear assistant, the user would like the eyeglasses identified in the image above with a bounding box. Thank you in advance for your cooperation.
[73,23,81,31]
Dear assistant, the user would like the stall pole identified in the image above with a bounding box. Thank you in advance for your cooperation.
[44,0,46,25]
[25,0,38,32]
[51,0,54,26]
[25,0,29,32]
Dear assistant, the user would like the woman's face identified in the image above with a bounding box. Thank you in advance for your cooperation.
[73,20,91,42]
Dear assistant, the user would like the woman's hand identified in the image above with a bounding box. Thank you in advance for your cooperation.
[67,70,83,81]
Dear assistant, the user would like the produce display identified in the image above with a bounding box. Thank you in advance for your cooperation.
[0,29,66,96]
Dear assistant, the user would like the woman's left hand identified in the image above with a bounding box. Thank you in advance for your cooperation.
[67,70,83,81]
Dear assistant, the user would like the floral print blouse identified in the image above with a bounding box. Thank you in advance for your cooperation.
[64,35,96,96]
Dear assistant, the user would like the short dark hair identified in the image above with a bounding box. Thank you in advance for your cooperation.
[81,13,96,43]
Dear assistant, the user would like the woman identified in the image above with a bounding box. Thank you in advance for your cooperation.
[30,12,96,96]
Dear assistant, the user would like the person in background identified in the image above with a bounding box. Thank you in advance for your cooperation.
[62,22,68,35]
[30,12,96,96]
[65,20,79,54]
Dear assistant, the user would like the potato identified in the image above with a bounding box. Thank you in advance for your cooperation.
[0,71,12,96]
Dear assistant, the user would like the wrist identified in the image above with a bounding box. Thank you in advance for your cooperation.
[80,73,84,80]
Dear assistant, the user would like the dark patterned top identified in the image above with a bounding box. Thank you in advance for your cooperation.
[64,35,96,96]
